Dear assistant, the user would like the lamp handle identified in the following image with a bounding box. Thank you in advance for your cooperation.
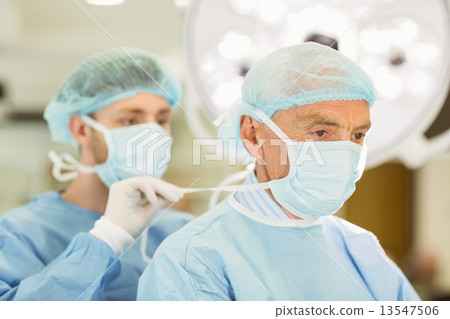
[395,130,450,169]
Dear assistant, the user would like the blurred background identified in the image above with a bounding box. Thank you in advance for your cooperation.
[0,0,449,300]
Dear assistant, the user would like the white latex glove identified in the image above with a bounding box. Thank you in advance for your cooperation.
[90,176,184,255]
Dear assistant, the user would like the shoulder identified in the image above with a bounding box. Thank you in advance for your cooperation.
[324,215,377,238]
[0,192,67,256]
[0,192,60,228]
[324,215,394,263]
[153,208,195,226]
[323,217,420,300]
[323,215,386,255]
[143,208,195,251]
[0,191,97,241]
[153,198,236,258]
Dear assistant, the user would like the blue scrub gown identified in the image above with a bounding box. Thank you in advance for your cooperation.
[138,194,420,301]
[0,191,193,300]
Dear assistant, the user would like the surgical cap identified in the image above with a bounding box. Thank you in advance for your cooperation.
[44,47,182,145]
[218,42,376,146]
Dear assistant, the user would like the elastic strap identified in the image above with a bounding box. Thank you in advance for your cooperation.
[183,181,271,194]
[208,163,255,209]
[48,150,97,182]
[81,115,109,133]
[250,107,295,145]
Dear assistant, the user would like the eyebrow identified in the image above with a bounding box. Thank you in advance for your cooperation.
[353,122,372,131]
[297,114,372,131]
[299,115,343,130]
[118,106,171,115]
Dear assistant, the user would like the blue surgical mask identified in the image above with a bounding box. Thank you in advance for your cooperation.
[267,140,366,219]
[49,116,172,187]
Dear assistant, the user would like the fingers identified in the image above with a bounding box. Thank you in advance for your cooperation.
[134,179,159,205]
[109,177,156,204]
[111,176,184,204]
[141,197,166,212]
[132,176,184,202]
[152,181,184,202]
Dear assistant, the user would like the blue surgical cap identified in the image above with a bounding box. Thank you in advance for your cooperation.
[44,47,182,145]
[218,42,376,145]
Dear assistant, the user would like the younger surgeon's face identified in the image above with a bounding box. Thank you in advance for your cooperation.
[88,92,172,164]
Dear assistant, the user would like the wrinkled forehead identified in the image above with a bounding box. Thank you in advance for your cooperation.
[270,100,371,127]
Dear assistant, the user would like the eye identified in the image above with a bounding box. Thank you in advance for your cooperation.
[123,118,136,126]
[157,119,168,126]
[315,130,326,137]
[355,132,365,140]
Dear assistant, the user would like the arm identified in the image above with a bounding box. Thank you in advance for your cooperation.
[345,229,421,301]
[0,231,119,301]
[0,176,184,300]
[398,273,421,301]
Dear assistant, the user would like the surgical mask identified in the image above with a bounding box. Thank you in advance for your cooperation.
[185,107,367,220]
[49,116,173,187]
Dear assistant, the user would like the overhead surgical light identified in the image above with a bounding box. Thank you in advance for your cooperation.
[184,0,450,169]
[85,0,125,6]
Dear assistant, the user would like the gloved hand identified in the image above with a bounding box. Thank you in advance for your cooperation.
[90,176,184,255]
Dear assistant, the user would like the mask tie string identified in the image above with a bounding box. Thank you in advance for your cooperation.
[48,150,96,182]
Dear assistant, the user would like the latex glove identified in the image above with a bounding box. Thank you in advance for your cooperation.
[90,176,184,255]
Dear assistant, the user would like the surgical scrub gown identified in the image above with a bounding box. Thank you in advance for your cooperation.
[137,192,421,301]
[0,191,193,300]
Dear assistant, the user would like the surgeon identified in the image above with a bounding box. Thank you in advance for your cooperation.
[136,42,421,300]
[0,48,193,300]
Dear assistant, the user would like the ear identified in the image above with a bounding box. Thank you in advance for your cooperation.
[240,115,265,160]
[68,115,92,147]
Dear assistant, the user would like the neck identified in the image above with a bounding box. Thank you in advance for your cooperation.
[254,164,301,220]
[61,173,109,215]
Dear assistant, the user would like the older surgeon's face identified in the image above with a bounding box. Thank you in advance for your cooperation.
[240,100,371,183]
